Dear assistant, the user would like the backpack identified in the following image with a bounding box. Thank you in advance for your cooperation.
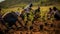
[3,12,18,27]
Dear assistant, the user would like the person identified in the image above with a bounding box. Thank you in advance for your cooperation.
[34,6,40,20]
[3,11,18,29]
[23,3,33,30]
[20,10,25,20]
[53,7,60,20]
[24,3,33,20]
[34,6,40,14]
[52,7,60,34]
[52,7,58,15]
[14,11,24,28]
[48,8,52,14]
[47,8,52,20]
[0,9,6,26]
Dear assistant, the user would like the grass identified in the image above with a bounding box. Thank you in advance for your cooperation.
[1,5,60,22]
[0,5,60,34]
[1,6,53,15]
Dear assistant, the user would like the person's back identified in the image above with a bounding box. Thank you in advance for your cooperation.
[53,7,60,20]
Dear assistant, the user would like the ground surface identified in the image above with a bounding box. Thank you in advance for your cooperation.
[0,5,60,34]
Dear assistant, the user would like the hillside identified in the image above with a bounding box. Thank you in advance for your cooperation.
[0,0,60,8]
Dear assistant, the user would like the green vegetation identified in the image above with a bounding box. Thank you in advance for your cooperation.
[0,0,60,23]
[1,6,60,21]
[0,0,60,8]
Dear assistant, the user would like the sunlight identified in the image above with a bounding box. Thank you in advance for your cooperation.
[0,0,5,2]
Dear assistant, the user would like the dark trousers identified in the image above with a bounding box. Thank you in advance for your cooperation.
[40,25,43,30]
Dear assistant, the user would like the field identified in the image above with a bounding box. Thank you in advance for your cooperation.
[1,5,60,34]
[1,5,60,20]
[1,5,60,15]
[1,6,53,16]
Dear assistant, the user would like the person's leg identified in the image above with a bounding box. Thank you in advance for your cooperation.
[30,26,33,31]
[20,14,24,20]
[17,20,23,27]
[40,25,43,31]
